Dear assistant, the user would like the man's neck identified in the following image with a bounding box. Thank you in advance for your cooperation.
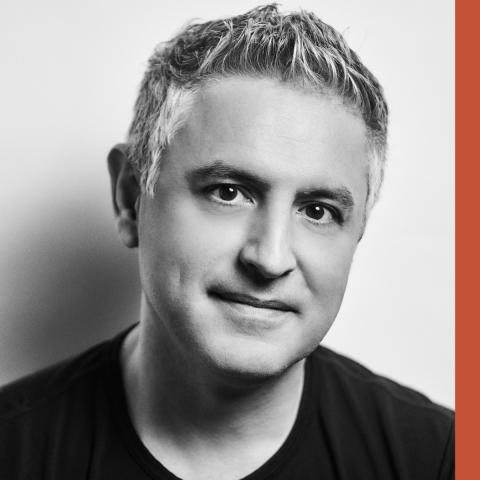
[120,320,306,480]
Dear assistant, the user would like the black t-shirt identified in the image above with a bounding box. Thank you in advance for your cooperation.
[0,326,454,479]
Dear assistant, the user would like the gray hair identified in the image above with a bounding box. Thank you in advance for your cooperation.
[127,4,388,215]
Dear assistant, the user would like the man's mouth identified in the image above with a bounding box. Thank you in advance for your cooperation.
[208,289,298,313]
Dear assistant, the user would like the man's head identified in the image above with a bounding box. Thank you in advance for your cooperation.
[108,5,388,381]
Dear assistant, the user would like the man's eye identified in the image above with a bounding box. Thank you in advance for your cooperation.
[300,204,337,225]
[208,184,252,205]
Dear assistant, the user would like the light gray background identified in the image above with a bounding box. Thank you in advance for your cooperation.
[0,0,454,408]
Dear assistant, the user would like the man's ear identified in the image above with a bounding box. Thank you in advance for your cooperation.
[107,144,141,248]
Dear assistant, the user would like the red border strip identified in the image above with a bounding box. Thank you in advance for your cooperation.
[456,0,477,477]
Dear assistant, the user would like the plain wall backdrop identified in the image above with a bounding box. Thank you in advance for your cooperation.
[0,0,454,408]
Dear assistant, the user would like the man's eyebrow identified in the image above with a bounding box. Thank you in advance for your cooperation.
[186,161,270,191]
[187,160,355,210]
[297,187,355,210]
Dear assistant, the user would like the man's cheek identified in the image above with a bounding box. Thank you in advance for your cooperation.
[301,233,354,280]
[178,209,248,258]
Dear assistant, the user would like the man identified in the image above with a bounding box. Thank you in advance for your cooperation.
[0,5,453,479]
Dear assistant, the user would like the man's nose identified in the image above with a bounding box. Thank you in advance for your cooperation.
[238,210,297,280]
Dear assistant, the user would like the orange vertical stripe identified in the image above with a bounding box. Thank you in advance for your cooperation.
[456,0,478,477]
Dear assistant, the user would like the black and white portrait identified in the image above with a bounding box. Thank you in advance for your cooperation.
[0,1,454,478]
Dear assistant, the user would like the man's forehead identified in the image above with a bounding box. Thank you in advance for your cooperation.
[172,76,369,189]
[184,78,365,143]
[190,76,365,132]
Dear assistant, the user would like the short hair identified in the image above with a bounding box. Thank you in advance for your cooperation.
[127,4,388,215]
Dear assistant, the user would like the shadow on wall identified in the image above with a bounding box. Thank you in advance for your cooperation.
[0,203,141,386]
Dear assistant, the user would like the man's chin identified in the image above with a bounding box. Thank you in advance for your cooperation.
[197,339,306,387]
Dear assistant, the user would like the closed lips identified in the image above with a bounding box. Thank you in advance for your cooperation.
[209,289,297,312]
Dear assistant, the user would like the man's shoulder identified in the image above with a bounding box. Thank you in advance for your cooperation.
[0,333,117,424]
[305,346,454,475]
[306,346,454,478]
[0,328,133,479]
[311,345,453,419]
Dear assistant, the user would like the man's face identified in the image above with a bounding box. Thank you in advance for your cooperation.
[137,77,368,379]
